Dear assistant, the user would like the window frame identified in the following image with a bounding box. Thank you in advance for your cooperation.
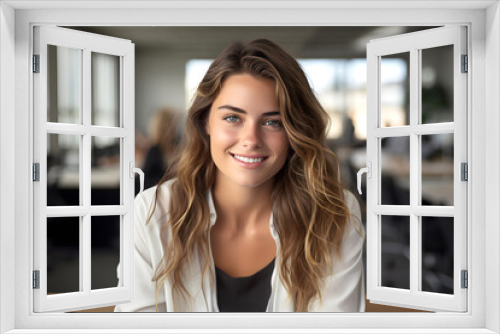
[33,25,136,312]
[366,26,468,312]
[0,1,498,333]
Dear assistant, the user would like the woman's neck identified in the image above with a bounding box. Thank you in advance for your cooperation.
[211,174,274,234]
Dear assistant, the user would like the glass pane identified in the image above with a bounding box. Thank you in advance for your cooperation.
[91,137,121,206]
[380,52,410,127]
[421,45,454,124]
[47,45,81,124]
[381,136,410,205]
[91,216,120,290]
[47,134,80,206]
[381,215,410,290]
[47,217,80,294]
[91,52,120,127]
[421,133,454,206]
[421,216,454,294]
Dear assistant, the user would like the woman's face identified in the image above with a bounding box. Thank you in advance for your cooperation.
[205,73,290,189]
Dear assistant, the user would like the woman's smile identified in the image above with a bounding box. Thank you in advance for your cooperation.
[230,153,269,169]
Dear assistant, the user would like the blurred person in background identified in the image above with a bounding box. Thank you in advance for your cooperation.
[141,108,181,190]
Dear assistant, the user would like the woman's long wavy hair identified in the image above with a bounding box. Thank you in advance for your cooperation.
[149,39,360,312]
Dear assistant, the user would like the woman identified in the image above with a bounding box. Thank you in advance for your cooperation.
[115,39,365,312]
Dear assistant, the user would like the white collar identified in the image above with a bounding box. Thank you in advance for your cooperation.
[207,186,217,226]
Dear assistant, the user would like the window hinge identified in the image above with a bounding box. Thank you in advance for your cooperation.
[461,270,468,289]
[33,54,40,73]
[461,54,468,73]
[33,270,40,289]
[461,162,468,181]
[33,163,40,182]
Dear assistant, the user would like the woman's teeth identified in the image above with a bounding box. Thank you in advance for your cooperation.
[233,154,265,163]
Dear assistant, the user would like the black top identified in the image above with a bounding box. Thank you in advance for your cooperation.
[141,145,168,191]
[215,258,275,312]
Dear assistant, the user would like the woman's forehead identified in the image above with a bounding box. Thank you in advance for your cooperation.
[213,74,279,111]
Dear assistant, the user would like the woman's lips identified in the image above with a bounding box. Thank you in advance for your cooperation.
[230,153,269,169]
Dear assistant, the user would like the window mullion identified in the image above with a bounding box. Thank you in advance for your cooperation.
[81,214,91,293]
[373,205,455,216]
[78,216,84,292]
[82,47,92,295]
[119,54,126,288]
[409,47,420,295]
[413,123,454,135]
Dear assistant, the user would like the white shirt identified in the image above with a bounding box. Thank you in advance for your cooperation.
[114,178,365,312]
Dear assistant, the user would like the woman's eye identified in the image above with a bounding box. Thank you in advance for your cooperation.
[223,115,240,123]
[264,119,283,128]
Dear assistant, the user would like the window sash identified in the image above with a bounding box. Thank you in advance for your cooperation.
[32,25,135,313]
[366,26,468,312]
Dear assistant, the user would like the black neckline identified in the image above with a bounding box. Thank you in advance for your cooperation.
[215,257,275,280]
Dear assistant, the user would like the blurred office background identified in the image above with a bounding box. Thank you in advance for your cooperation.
[47,26,454,309]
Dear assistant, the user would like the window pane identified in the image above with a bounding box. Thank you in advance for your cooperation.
[91,216,120,290]
[381,136,410,205]
[91,137,121,206]
[47,133,80,206]
[47,45,81,124]
[421,45,454,124]
[421,133,454,206]
[47,217,80,294]
[381,215,410,290]
[91,52,120,127]
[421,216,454,294]
[380,52,410,127]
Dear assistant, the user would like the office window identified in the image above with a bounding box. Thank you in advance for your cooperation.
[4,4,494,332]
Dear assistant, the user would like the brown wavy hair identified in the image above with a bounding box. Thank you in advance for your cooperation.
[149,39,359,312]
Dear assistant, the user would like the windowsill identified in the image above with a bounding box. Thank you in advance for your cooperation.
[72,297,430,313]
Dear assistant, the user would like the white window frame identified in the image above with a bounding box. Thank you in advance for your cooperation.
[365,26,468,312]
[0,1,499,333]
[33,25,136,313]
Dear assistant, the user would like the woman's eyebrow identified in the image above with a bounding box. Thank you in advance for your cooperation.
[217,104,280,116]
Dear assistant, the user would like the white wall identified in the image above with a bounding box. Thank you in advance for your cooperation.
[0,2,16,333]
[485,2,500,333]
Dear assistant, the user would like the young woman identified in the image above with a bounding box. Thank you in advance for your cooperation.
[115,39,365,313]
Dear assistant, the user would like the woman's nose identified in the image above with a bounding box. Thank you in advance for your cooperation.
[242,122,263,148]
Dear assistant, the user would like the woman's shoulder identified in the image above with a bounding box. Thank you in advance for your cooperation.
[342,188,365,239]
[134,178,178,225]
[135,178,176,206]
[342,189,359,216]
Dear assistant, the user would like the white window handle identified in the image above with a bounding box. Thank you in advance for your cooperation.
[129,162,145,195]
[357,162,372,195]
